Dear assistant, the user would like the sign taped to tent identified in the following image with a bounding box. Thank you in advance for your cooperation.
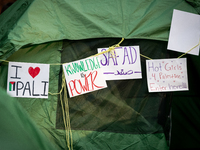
[97,46,142,80]
[146,58,189,92]
[7,62,50,98]
[63,56,107,97]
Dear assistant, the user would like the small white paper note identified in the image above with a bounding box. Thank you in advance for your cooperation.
[146,58,189,92]
[97,46,142,80]
[7,62,50,98]
[168,9,200,55]
[63,56,107,97]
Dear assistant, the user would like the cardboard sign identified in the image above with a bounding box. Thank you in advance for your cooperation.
[63,56,107,97]
[146,58,189,92]
[97,46,142,80]
[168,9,200,55]
[7,62,50,98]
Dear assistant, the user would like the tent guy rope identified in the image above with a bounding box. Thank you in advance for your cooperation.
[1,38,199,66]
[177,40,200,58]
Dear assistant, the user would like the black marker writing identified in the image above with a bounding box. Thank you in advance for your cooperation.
[11,65,22,79]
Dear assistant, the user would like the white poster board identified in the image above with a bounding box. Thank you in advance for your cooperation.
[168,9,200,55]
[63,56,107,97]
[146,58,189,92]
[7,62,50,98]
[97,46,142,80]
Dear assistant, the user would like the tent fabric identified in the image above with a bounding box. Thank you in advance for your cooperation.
[186,0,200,13]
[0,41,67,149]
[57,38,172,150]
[1,38,170,150]
[171,97,200,149]
[0,0,198,61]
[0,0,200,150]
[169,51,200,150]
[57,38,170,134]
[0,86,55,150]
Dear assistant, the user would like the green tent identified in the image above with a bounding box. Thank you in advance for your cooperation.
[0,86,55,150]
[1,0,200,149]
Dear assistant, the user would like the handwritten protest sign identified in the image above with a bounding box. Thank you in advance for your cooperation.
[97,46,142,80]
[168,9,200,55]
[63,56,107,97]
[7,62,50,98]
[146,58,189,92]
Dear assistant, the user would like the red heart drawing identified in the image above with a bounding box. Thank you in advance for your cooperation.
[28,67,40,78]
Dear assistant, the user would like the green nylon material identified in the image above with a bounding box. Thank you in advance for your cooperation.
[0,39,170,150]
[72,130,168,150]
[0,41,64,149]
[0,86,55,150]
[0,0,198,60]
[1,0,200,149]
[57,38,170,136]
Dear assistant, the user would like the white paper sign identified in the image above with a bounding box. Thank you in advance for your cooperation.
[168,9,200,55]
[63,56,107,97]
[146,58,188,92]
[97,46,142,80]
[7,62,50,98]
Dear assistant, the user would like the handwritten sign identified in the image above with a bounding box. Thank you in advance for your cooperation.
[168,9,200,55]
[63,56,107,97]
[97,46,142,80]
[146,58,189,92]
[7,62,50,98]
